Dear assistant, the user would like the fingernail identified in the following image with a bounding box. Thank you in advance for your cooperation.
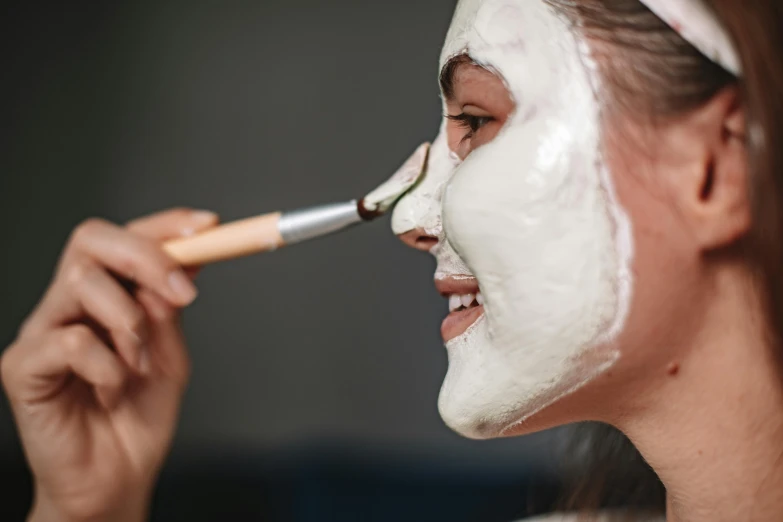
[191,210,218,226]
[168,270,198,304]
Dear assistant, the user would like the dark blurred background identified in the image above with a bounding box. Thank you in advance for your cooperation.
[0,1,563,520]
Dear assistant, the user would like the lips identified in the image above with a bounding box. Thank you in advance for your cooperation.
[435,276,485,342]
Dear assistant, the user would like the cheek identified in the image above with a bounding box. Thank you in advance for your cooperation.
[601,124,705,374]
[443,122,628,351]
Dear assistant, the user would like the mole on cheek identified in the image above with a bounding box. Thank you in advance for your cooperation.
[667,362,681,376]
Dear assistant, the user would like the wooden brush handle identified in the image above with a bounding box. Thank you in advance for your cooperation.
[163,212,284,266]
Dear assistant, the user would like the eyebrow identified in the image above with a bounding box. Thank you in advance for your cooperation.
[439,54,477,100]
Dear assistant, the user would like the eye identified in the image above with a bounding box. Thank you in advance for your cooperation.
[447,113,494,143]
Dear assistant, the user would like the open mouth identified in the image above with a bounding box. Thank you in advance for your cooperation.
[448,292,484,312]
[435,277,486,343]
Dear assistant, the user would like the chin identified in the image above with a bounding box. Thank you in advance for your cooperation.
[437,397,510,440]
[437,382,566,440]
[437,317,620,440]
[438,382,593,440]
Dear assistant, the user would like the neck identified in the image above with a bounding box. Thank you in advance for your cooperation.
[619,269,783,522]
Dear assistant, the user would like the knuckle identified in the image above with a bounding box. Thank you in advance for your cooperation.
[63,262,89,289]
[169,207,192,219]
[2,339,31,397]
[116,253,139,280]
[16,316,40,340]
[71,217,106,245]
[61,325,93,355]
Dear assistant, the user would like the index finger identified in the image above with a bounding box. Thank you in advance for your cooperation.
[127,208,219,242]
[65,220,198,307]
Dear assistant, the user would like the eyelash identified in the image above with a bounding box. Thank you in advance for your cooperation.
[447,113,493,143]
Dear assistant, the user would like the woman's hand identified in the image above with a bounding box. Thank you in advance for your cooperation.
[1,208,218,522]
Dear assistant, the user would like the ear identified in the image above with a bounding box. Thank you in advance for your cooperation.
[675,87,750,251]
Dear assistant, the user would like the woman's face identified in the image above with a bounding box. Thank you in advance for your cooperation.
[393,0,698,439]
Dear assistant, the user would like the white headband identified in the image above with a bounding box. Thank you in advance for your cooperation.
[638,0,741,76]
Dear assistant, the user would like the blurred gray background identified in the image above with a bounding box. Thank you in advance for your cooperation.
[1,2,559,514]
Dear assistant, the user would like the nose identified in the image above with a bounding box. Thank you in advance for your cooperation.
[398,228,439,252]
[392,130,455,250]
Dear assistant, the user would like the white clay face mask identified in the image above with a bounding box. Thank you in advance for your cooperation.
[392,0,634,439]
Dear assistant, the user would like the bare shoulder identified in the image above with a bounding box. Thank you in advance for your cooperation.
[520,512,665,522]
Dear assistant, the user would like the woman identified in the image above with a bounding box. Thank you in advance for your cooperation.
[3,1,782,521]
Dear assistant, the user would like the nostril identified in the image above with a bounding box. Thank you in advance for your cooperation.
[398,229,438,252]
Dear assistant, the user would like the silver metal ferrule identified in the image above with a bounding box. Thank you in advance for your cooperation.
[278,200,363,246]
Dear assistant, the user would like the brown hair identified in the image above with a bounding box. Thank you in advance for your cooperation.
[542,0,783,516]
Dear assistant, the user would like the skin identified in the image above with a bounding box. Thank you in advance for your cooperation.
[2,209,218,522]
[398,58,783,521]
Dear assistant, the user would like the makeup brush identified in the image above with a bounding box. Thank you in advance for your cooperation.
[163,143,430,266]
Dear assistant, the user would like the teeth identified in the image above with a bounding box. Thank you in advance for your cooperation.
[447,292,484,312]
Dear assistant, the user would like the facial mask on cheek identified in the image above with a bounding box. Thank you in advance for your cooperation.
[435,0,634,438]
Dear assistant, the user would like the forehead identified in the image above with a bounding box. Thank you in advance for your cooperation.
[439,0,592,109]
[440,0,566,69]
